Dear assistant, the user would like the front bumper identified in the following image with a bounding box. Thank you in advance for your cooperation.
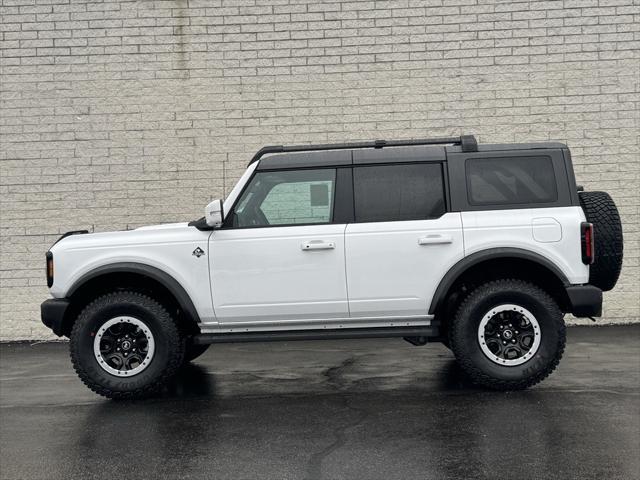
[41,298,71,337]
[566,285,602,317]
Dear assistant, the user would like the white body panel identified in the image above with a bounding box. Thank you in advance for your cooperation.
[49,224,215,323]
[48,205,588,332]
[462,206,589,284]
[345,213,464,317]
[209,224,349,325]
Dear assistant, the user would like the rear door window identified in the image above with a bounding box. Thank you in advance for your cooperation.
[465,156,558,206]
[353,163,446,223]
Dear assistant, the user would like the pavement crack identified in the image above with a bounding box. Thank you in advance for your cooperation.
[322,356,357,390]
[304,394,369,480]
[305,356,368,480]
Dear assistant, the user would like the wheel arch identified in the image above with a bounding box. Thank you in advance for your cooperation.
[429,248,570,318]
[61,263,201,337]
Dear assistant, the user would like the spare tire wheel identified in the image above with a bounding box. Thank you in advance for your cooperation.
[578,191,623,291]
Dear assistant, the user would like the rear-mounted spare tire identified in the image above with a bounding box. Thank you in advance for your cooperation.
[578,191,623,291]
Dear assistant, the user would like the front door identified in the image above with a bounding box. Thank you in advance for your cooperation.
[210,168,349,327]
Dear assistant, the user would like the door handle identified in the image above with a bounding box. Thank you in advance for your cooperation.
[418,234,453,245]
[301,241,336,251]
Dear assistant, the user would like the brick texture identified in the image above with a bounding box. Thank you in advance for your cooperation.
[1,0,639,339]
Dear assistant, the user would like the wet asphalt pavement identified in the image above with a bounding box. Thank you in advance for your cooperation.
[1,325,639,480]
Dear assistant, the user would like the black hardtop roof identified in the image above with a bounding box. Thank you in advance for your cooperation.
[253,135,567,170]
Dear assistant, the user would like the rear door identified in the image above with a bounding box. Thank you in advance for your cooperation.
[344,147,464,319]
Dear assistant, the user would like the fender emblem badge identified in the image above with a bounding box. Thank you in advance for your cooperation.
[192,247,205,258]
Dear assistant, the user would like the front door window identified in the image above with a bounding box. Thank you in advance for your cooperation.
[232,169,336,227]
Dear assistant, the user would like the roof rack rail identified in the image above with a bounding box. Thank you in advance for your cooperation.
[248,134,477,165]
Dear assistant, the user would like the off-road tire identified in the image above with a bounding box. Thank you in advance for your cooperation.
[449,279,565,390]
[70,291,185,399]
[184,343,210,363]
[579,191,623,291]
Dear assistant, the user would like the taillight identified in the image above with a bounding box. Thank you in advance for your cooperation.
[581,222,594,265]
[46,251,54,287]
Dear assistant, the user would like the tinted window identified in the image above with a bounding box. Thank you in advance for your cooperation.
[233,169,335,227]
[466,156,558,206]
[353,163,445,223]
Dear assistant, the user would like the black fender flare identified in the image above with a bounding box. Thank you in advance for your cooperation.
[68,262,201,323]
[428,248,570,315]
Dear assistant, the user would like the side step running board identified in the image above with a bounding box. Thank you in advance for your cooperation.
[193,326,440,345]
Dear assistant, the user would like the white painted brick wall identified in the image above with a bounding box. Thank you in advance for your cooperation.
[1,0,638,340]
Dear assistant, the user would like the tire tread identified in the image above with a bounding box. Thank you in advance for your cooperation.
[449,279,566,391]
[579,191,623,291]
[70,291,184,400]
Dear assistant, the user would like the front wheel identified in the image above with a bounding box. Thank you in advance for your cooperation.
[70,291,185,399]
[449,279,565,390]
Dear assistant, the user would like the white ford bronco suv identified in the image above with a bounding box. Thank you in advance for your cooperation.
[41,135,623,399]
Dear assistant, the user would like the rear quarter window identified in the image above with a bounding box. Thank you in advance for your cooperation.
[465,156,558,206]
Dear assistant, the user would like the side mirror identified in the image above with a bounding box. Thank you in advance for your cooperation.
[205,199,224,228]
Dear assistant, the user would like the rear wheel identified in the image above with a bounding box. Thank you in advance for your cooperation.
[449,279,565,390]
[70,291,185,399]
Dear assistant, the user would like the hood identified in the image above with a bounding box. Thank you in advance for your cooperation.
[50,222,202,253]
[135,222,190,231]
